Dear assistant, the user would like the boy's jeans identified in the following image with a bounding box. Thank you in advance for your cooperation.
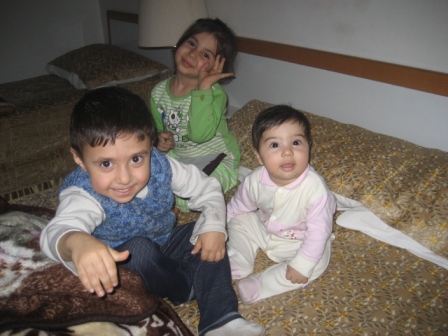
[116,222,241,335]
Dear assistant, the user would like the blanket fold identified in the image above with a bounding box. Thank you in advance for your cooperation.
[0,201,193,336]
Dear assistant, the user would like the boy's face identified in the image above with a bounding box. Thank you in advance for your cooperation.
[71,134,152,204]
[254,121,310,187]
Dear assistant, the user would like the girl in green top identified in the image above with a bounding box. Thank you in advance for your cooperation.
[150,18,240,212]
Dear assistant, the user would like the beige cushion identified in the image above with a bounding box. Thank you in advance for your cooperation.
[46,44,168,90]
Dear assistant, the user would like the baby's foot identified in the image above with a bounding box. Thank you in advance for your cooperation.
[205,318,265,336]
[238,276,261,304]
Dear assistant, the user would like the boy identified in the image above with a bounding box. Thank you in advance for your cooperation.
[40,87,265,336]
[227,105,336,304]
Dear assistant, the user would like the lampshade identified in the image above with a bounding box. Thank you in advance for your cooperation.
[138,0,208,48]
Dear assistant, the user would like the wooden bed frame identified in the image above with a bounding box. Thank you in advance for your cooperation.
[107,10,448,97]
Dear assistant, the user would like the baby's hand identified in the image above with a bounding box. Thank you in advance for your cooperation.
[198,55,234,90]
[60,232,130,297]
[156,132,175,152]
[191,231,226,262]
[286,265,309,284]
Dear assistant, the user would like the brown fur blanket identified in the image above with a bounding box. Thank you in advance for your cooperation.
[0,199,193,335]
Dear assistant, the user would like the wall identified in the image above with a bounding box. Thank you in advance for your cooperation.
[98,0,174,69]
[209,0,448,72]
[1,0,447,151]
[205,0,448,151]
[0,0,104,83]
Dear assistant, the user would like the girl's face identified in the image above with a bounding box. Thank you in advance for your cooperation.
[71,134,152,204]
[254,121,310,187]
[175,32,218,78]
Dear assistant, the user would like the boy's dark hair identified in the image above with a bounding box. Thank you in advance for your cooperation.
[174,18,237,82]
[252,105,312,151]
[70,86,156,158]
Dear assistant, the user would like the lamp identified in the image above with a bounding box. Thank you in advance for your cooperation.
[138,0,208,48]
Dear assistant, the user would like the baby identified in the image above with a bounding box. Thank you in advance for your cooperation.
[227,105,336,304]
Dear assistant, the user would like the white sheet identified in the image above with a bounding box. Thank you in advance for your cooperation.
[335,194,448,270]
[238,166,448,270]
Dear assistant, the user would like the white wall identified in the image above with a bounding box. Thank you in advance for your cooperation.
[208,0,448,72]
[206,0,448,151]
[1,0,447,151]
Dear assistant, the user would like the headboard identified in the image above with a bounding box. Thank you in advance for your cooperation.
[106,10,447,97]
[236,37,448,97]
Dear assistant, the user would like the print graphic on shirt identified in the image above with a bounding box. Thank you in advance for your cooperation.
[282,230,299,240]
[167,109,181,142]
[157,105,192,145]
[167,109,181,133]
[279,220,307,240]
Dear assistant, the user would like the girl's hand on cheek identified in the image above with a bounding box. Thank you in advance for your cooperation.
[198,55,234,90]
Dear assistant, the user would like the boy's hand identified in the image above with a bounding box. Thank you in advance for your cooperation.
[198,55,234,90]
[156,132,175,152]
[286,265,309,284]
[191,231,226,262]
[59,232,130,297]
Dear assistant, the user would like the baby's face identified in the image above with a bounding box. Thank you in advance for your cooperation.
[72,134,152,203]
[254,121,310,187]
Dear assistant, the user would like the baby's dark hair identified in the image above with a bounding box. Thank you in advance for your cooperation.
[174,18,237,81]
[252,105,312,152]
[70,86,156,158]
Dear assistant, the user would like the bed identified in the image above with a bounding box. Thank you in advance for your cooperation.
[0,43,170,201]
[2,98,447,335]
[173,100,448,335]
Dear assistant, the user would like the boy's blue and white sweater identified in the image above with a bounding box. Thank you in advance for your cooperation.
[40,149,226,275]
[61,148,175,248]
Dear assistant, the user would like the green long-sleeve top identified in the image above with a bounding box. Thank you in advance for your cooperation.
[149,76,240,169]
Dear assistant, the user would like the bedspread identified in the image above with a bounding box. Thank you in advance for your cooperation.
[7,99,448,336]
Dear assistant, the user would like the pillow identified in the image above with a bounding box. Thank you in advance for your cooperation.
[46,44,168,90]
[228,100,448,259]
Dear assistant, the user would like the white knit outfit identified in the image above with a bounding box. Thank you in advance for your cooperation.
[227,165,336,303]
